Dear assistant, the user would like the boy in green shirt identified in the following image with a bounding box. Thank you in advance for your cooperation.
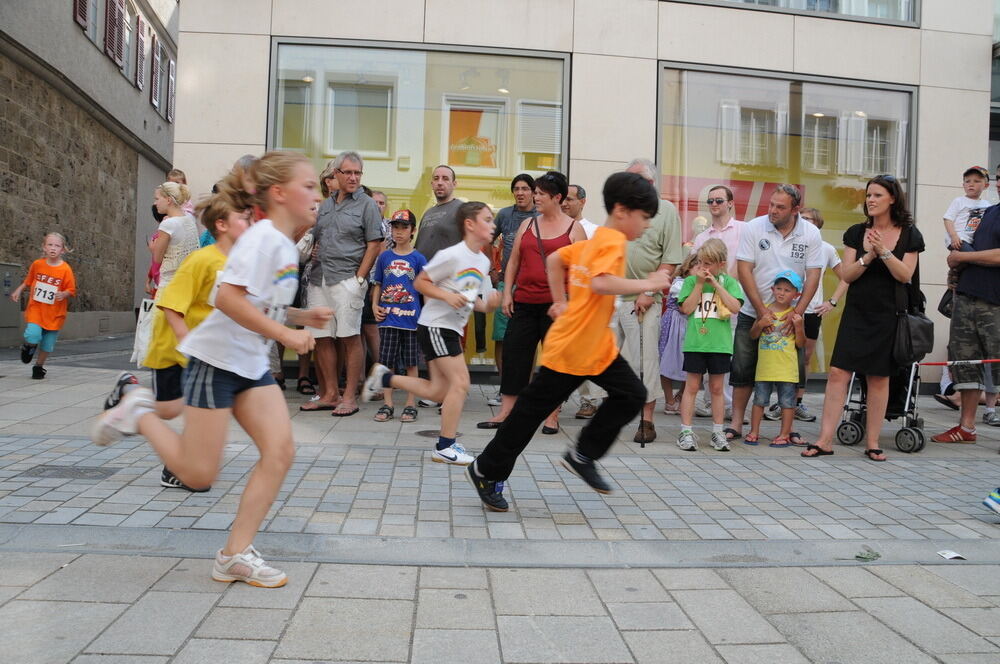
[676,239,744,451]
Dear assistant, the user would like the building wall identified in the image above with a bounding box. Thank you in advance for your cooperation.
[175,0,995,370]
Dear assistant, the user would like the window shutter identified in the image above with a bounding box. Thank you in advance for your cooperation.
[518,103,562,158]
[167,59,176,122]
[74,0,88,28]
[718,100,740,164]
[135,16,145,89]
[113,0,126,66]
[104,0,116,57]
[837,111,866,176]
[150,35,160,109]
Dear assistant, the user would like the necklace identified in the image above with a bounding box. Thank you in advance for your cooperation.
[698,285,711,335]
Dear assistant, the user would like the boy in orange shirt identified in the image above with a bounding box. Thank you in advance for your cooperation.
[10,233,77,379]
[468,173,670,511]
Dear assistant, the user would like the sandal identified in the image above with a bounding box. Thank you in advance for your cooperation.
[864,448,887,462]
[743,433,759,446]
[769,436,790,448]
[296,376,316,395]
[788,431,808,447]
[400,406,418,423]
[373,404,394,422]
[801,444,834,458]
[724,427,742,441]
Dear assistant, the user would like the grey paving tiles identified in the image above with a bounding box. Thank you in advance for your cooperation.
[3,600,126,664]
[497,615,633,663]
[274,597,413,662]
[86,591,218,655]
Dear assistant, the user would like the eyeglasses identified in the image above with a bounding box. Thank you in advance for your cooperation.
[337,169,363,177]
[705,198,727,205]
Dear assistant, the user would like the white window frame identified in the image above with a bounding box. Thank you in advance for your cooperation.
[801,111,838,174]
[441,94,508,177]
[275,77,314,152]
[324,81,394,159]
[517,99,563,173]
[120,3,134,82]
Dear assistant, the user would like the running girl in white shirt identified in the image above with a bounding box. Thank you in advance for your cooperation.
[91,152,332,588]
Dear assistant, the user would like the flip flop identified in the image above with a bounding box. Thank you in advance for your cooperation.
[299,402,336,411]
[769,436,791,448]
[331,405,359,417]
[801,444,834,458]
[541,425,559,435]
[788,432,808,447]
[477,421,502,429]
[933,394,960,411]
[724,427,742,441]
[743,433,759,446]
[864,448,887,462]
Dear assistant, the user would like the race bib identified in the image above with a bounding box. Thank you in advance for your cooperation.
[695,292,720,320]
[32,281,58,304]
[206,270,224,308]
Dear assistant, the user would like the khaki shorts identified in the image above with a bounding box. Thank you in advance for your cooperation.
[307,276,366,338]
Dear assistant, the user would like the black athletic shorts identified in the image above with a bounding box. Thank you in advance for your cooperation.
[417,325,463,362]
[804,313,821,341]
[682,351,731,376]
[152,364,184,402]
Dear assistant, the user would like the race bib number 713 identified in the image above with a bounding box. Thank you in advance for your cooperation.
[32,281,58,304]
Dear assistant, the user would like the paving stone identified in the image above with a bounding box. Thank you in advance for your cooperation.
[419,567,488,589]
[72,657,169,663]
[498,616,632,663]
[172,638,276,664]
[491,568,606,616]
[770,611,938,664]
[936,655,1000,664]
[588,569,671,603]
[855,597,997,655]
[714,643,810,664]
[942,608,1000,637]
[275,597,412,661]
[718,568,854,614]
[623,630,722,664]
[416,588,494,629]
[672,589,784,645]
[196,607,292,640]
[606,601,693,630]
[805,566,906,598]
[151,561,228,593]
[926,565,1000,597]
[22,554,176,603]
[3,600,126,664]
[219,562,317,609]
[307,563,417,599]
[652,568,729,590]
[411,629,500,664]
[0,551,77,586]
[87,591,218,655]
[869,566,994,608]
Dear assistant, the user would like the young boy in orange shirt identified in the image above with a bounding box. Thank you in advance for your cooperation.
[467,172,671,511]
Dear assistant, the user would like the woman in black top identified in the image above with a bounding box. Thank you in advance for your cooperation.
[802,175,924,461]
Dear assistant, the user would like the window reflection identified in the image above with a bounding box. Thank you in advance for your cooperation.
[711,0,915,22]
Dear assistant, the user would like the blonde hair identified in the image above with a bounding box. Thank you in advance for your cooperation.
[196,193,245,239]
[166,168,187,184]
[247,151,312,212]
[801,207,825,229]
[319,158,337,198]
[42,232,72,254]
[696,238,728,270]
[157,181,191,207]
[676,250,699,280]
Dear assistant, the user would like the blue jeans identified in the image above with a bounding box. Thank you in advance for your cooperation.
[753,381,796,409]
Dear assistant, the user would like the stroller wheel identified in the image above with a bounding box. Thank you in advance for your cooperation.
[895,427,923,453]
[836,420,864,446]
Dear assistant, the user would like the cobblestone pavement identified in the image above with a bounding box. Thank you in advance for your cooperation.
[2,354,1000,662]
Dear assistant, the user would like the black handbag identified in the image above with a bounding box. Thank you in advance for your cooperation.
[892,228,934,366]
[937,289,954,318]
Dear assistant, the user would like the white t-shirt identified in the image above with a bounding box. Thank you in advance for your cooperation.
[735,214,824,317]
[179,219,299,379]
[158,214,200,288]
[806,241,842,314]
[943,196,992,246]
[579,218,598,239]
[417,240,494,334]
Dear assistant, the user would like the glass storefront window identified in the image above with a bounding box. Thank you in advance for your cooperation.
[271,43,566,217]
[659,66,913,369]
[686,0,916,23]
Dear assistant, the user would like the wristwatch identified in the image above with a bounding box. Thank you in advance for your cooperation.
[879,249,892,261]
[643,291,655,297]
[828,298,838,307]
[858,255,867,267]
[354,276,366,286]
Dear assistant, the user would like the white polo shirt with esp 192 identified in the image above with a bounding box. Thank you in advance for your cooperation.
[735,214,823,318]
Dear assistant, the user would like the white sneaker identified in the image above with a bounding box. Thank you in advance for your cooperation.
[983,411,1000,427]
[361,363,391,403]
[90,387,154,447]
[694,404,711,418]
[763,403,781,421]
[710,431,730,452]
[676,430,698,451]
[212,545,287,588]
[432,442,473,465]
[418,399,441,408]
[794,403,817,422]
[487,391,502,407]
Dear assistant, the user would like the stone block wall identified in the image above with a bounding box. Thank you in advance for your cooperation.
[0,53,137,316]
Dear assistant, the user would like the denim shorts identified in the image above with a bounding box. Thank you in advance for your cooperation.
[182,357,276,409]
[753,381,796,409]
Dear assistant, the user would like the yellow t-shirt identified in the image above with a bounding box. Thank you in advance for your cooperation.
[144,245,226,369]
[755,306,799,383]
[540,226,625,376]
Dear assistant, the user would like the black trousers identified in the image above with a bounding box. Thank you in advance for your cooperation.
[476,354,647,481]
[500,301,554,396]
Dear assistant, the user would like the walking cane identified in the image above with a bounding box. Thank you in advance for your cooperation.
[637,304,646,448]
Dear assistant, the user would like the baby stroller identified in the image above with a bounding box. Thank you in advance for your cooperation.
[835,362,925,453]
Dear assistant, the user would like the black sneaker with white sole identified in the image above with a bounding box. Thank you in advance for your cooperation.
[560,450,612,494]
[20,343,36,364]
[466,464,508,512]
[104,371,140,410]
[160,467,210,492]
[31,365,46,380]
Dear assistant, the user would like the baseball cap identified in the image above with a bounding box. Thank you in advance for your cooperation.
[389,209,416,226]
[963,166,989,181]
[773,269,803,291]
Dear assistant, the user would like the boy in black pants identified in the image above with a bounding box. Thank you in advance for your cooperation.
[468,172,671,511]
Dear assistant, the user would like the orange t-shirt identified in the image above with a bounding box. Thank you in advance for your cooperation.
[540,226,625,376]
[22,259,76,331]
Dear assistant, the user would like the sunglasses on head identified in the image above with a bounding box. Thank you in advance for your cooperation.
[705,198,727,205]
